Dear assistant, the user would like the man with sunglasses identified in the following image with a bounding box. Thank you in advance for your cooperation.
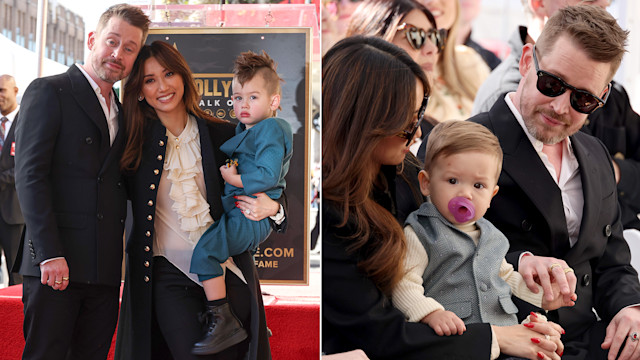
[472,0,640,233]
[470,6,640,360]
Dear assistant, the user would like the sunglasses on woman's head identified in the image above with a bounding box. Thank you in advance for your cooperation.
[397,96,429,146]
[397,23,444,53]
[532,45,610,114]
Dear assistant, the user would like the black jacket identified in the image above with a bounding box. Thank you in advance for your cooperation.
[14,66,127,286]
[472,98,640,359]
[115,116,273,360]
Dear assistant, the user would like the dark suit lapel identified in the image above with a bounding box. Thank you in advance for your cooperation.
[490,100,570,252]
[564,133,601,264]
[67,66,110,157]
[99,96,126,174]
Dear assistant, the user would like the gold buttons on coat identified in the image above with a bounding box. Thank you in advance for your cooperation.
[154,169,159,175]
[144,261,150,268]
[148,200,154,206]
[147,215,153,221]
[145,231,151,237]
[144,276,150,282]
[144,246,151,252]
[157,155,163,161]
[159,140,165,146]
[149,184,156,190]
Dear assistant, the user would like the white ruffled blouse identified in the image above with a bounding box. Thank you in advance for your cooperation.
[163,115,214,243]
[153,115,244,285]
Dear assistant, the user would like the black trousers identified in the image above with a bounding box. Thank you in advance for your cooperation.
[151,256,251,360]
[21,276,120,360]
[0,217,23,285]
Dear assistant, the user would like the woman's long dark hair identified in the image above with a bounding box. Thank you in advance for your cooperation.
[323,36,430,294]
[120,41,225,172]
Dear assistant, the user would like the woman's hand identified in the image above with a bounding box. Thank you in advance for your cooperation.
[235,192,279,221]
[492,320,565,360]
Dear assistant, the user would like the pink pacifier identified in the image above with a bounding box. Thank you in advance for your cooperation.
[447,197,476,223]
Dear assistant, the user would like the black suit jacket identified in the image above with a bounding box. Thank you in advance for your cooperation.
[14,66,127,286]
[471,99,640,358]
[115,117,271,360]
[0,111,23,225]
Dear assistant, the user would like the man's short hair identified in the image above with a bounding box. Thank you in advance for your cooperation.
[536,5,628,81]
[424,120,503,179]
[96,4,150,44]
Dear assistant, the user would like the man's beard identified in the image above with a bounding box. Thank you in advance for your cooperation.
[93,57,125,84]
[524,106,573,145]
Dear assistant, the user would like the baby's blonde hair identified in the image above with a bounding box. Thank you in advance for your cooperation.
[424,121,503,180]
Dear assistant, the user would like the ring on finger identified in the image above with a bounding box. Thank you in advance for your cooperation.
[54,280,62,285]
[245,209,251,215]
[630,332,639,342]
[564,268,574,274]
[62,277,69,281]
[545,334,550,341]
[549,263,562,271]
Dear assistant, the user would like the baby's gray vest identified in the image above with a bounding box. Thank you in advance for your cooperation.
[405,202,518,326]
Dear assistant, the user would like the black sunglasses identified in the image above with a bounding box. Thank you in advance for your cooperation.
[397,23,444,53]
[397,96,429,146]
[532,45,610,114]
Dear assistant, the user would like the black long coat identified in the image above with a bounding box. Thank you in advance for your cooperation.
[115,116,271,360]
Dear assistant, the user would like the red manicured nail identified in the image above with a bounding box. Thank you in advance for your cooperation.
[524,323,535,328]
[531,337,541,344]
[560,351,563,357]
[537,352,544,359]
[561,329,566,335]
[530,311,538,318]
[233,196,238,199]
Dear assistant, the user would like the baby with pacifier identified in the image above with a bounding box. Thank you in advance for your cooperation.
[392,121,576,341]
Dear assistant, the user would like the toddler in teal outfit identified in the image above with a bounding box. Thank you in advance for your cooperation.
[190,50,293,355]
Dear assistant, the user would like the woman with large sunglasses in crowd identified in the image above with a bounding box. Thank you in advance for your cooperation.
[322,35,565,360]
[347,0,489,124]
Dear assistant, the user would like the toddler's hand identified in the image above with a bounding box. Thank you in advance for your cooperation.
[541,281,577,310]
[220,160,238,182]
[421,310,466,336]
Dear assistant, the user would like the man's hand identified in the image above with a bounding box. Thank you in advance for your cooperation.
[421,309,466,336]
[602,306,640,360]
[40,258,70,291]
[519,255,577,303]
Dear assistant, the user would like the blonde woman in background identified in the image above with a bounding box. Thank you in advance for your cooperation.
[419,0,489,122]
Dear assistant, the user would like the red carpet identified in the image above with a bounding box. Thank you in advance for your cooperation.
[0,284,319,360]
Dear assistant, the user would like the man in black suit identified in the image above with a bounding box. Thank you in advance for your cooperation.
[471,6,640,360]
[0,74,23,286]
[14,4,149,360]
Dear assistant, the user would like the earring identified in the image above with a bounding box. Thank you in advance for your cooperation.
[138,95,144,102]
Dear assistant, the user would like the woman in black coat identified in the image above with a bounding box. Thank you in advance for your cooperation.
[115,41,284,360]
